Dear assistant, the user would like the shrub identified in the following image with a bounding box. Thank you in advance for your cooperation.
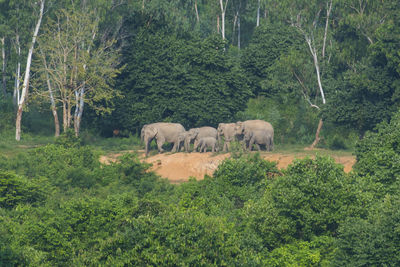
[246,156,363,249]
[335,195,400,266]
[0,170,50,209]
[354,110,400,197]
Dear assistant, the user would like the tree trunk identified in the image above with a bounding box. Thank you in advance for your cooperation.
[237,14,241,49]
[219,0,228,40]
[13,34,21,108]
[62,100,68,132]
[15,0,45,141]
[1,37,6,97]
[322,0,332,59]
[40,45,60,137]
[256,0,260,27]
[74,87,84,136]
[194,0,199,23]
[309,118,323,149]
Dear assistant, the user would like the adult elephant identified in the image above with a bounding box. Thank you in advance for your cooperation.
[184,126,218,152]
[235,120,274,151]
[141,122,186,156]
[244,129,273,151]
[217,123,237,152]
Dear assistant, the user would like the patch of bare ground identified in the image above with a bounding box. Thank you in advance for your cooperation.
[100,150,356,184]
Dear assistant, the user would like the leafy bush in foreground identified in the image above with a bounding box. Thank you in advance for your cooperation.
[354,110,400,197]
[245,156,363,249]
[335,195,400,266]
[0,170,51,209]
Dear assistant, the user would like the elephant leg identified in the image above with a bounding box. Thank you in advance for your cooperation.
[145,138,152,156]
[193,140,199,152]
[171,141,179,152]
[256,143,261,151]
[156,137,165,153]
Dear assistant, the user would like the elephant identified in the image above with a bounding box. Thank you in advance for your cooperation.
[141,122,186,156]
[198,136,218,153]
[177,131,188,151]
[235,120,274,151]
[217,123,237,152]
[244,129,273,151]
[184,126,218,152]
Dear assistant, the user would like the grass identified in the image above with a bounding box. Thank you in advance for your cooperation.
[0,129,355,161]
[0,131,56,157]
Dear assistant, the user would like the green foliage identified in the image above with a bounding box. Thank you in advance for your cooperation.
[0,144,100,189]
[353,110,400,197]
[246,156,363,249]
[324,63,399,136]
[214,153,278,187]
[236,96,318,144]
[54,129,83,148]
[112,30,251,132]
[264,236,336,266]
[335,195,400,266]
[0,97,14,134]
[0,170,50,209]
[241,24,303,96]
[327,134,348,150]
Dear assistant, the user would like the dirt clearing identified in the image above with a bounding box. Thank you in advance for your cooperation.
[100,151,356,184]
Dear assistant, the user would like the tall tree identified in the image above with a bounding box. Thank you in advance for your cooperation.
[37,6,121,136]
[15,0,45,141]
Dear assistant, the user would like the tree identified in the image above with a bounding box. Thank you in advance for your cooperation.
[15,0,45,141]
[111,30,251,133]
[36,6,121,136]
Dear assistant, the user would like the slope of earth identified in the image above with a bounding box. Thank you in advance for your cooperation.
[100,151,356,184]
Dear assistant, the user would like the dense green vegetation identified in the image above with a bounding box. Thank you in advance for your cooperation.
[1,112,400,265]
[1,0,400,265]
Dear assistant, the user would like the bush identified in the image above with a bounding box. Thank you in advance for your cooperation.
[335,195,400,266]
[245,156,364,249]
[212,153,279,208]
[353,110,400,197]
[327,134,347,150]
[0,170,50,209]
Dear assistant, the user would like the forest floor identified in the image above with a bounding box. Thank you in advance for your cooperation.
[100,150,356,184]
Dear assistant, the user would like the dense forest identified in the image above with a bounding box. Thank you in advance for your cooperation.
[1,0,400,265]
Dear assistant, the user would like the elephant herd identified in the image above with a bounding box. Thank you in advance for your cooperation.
[140,120,274,156]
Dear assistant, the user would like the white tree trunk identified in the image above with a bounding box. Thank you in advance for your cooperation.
[219,0,228,40]
[305,35,326,104]
[74,87,85,136]
[237,14,241,49]
[13,34,21,107]
[16,0,45,141]
[256,0,260,27]
[322,0,332,59]
[194,0,200,23]
[40,46,60,137]
[1,37,6,97]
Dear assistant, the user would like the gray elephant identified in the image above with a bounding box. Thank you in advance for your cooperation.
[217,123,237,152]
[235,120,274,151]
[184,126,218,152]
[141,122,186,156]
[244,129,273,151]
[177,131,188,151]
[198,136,218,153]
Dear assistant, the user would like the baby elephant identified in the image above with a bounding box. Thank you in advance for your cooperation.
[198,137,218,153]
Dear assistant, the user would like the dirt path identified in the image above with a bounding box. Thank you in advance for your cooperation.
[100,151,356,184]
